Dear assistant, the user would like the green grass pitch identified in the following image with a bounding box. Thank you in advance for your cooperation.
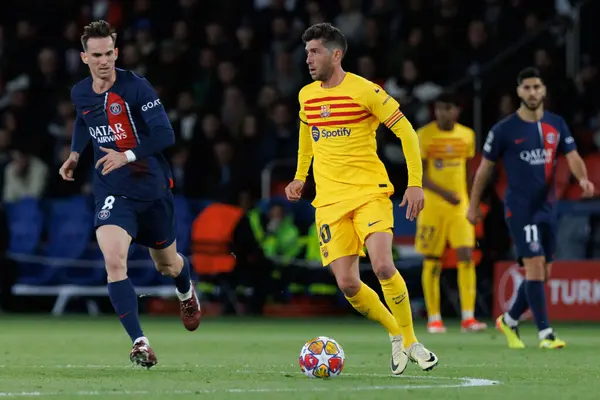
[1,316,599,399]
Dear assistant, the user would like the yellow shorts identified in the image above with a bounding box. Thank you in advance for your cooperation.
[315,194,394,266]
[415,210,475,257]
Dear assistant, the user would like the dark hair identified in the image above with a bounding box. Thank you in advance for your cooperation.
[81,20,117,51]
[435,92,460,106]
[517,67,543,85]
[301,23,348,56]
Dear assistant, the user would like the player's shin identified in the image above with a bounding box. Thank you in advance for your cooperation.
[107,278,145,342]
[422,259,442,322]
[526,279,551,334]
[174,253,192,299]
[505,280,528,325]
[345,282,402,336]
[380,271,418,347]
[457,260,476,320]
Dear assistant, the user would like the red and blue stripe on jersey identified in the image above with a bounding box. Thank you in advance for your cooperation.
[482,111,577,214]
[71,69,175,201]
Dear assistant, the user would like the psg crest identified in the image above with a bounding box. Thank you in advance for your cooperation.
[97,210,111,220]
[109,102,122,115]
[320,104,331,118]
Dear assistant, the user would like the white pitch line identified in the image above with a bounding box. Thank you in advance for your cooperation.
[0,378,500,397]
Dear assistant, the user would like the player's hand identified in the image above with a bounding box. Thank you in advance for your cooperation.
[96,146,129,175]
[285,179,304,202]
[399,186,424,221]
[59,152,79,181]
[579,178,595,198]
[466,204,481,225]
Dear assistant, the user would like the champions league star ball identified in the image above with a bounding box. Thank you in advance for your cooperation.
[298,336,345,378]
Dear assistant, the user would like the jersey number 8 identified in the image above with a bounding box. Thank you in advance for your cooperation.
[102,195,116,210]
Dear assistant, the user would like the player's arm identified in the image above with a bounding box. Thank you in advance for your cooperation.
[466,128,476,195]
[468,129,502,223]
[126,78,175,162]
[365,85,423,219]
[60,96,90,181]
[559,119,595,197]
[366,86,422,187]
[294,113,313,183]
[70,113,90,159]
[422,161,460,205]
[286,94,313,202]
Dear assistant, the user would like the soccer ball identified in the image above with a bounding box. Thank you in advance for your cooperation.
[298,336,345,378]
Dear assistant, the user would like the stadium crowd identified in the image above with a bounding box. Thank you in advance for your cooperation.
[1,0,598,204]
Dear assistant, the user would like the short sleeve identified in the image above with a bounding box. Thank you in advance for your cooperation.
[482,126,504,162]
[558,117,577,155]
[467,128,476,159]
[363,83,402,128]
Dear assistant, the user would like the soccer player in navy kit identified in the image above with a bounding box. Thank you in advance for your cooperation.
[468,67,594,349]
[58,21,201,368]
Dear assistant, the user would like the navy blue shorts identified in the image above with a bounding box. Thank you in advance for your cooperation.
[94,192,176,249]
[506,214,556,266]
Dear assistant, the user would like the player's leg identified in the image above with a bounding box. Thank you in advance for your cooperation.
[358,195,438,372]
[138,193,200,331]
[328,255,407,375]
[496,217,541,349]
[449,215,487,332]
[536,222,565,349]
[148,242,200,331]
[97,225,157,368]
[317,208,400,337]
[316,205,407,374]
[95,195,157,368]
[415,212,447,333]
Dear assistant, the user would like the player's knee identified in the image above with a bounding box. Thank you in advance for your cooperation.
[104,252,128,280]
[154,258,181,277]
[335,275,361,297]
[371,258,396,280]
[523,257,545,280]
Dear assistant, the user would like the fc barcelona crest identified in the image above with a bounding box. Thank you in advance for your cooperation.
[320,104,331,118]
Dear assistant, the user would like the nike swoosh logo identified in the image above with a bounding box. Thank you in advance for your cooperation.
[514,138,526,144]
[82,110,92,115]
[391,360,400,371]
[155,239,167,245]
[392,292,407,304]
[119,312,129,319]
[426,353,436,362]
[368,220,382,227]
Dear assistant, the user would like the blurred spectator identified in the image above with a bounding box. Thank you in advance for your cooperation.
[2,145,48,204]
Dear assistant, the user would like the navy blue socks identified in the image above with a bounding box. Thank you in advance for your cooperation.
[507,280,529,322]
[525,279,550,331]
[174,253,191,295]
[108,278,144,342]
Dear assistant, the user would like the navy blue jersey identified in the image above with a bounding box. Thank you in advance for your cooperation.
[482,111,577,217]
[71,68,175,201]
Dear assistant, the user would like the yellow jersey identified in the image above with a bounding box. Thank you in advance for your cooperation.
[417,121,475,211]
[294,73,421,208]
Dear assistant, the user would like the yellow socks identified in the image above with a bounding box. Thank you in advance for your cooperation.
[379,270,418,347]
[345,282,402,336]
[457,261,476,320]
[422,259,442,322]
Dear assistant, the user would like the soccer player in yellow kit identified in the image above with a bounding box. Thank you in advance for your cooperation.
[416,93,488,334]
[285,23,438,375]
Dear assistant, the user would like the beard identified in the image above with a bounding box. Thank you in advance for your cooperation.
[521,97,544,111]
[313,65,333,82]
